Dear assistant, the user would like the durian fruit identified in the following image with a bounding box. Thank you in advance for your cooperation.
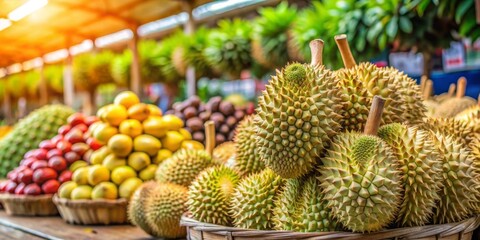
[187,165,239,226]
[429,131,480,224]
[272,178,302,231]
[255,40,344,179]
[212,141,236,165]
[334,35,426,130]
[232,115,265,176]
[128,181,158,236]
[0,104,74,177]
[144,182,188,239]
[230,168,283,230]
[455,103,480,138]
[318,96,403,233]
[423,117,476,145]
[434,77,476,118]
[378,123,443,227]
[423,80,440,117]
[434,83,456,103]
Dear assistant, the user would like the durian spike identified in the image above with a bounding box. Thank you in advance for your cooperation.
[456,77,467,98]
[309,39,324,66]
[420,75,428,93]
[447,83,456,98]
[204,121,215,156]
[423,80,433,100]
[364,96,386,136]
[334,34,356,69]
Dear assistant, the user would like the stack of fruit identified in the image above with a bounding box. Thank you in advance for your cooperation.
[166,96,251,145]
[0,113,99,196]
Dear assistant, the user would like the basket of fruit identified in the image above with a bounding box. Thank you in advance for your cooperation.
[0,193,58,216]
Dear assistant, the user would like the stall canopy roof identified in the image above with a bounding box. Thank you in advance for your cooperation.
[0,0,212,68]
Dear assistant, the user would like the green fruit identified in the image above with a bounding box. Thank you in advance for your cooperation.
[232,116,264,176]
[87,165,110,186]
[119,177,143,199]
[144,182,188,239]
[255,62,343,178]
[230,169,283,230]
[378,123,443,227]
[318,133,402,232]
[424,117,476,145]
[128,181,158,236]
[128,152,151,171]
[90,146,111,165]
[187,166,239,226]
[139,164,157,181]
[92,182,118,200]
[155,149,213,187]
[272,178,301,231]
[111,166,137,185]
[58,181,78,199]
[71,185,93,200]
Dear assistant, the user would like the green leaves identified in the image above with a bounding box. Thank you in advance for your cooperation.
[399,16,413,33]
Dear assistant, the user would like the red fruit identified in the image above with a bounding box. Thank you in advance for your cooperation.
[0,181,8,192]
[31,160,48,171]
[83,149,93,162]
[24,183,41,195]
[39,140,56,150]
[86,137,102,150]
[58,170,72,183]
[71,142,89,156]
[48,156,67,172]
[41,179,60,194]
[33,149,48,160]
[7,171,18,182]
[73,124,88,133]
[24,150,36,159]
[17,168,33,184]
[57,140,72,153]
[85,116,99,126]
[51,135,64,145]
[65,128,83,144]
[32,168,58,184]
[58,125,72,136]
[47,149,63,159]
[68,113,86,127]
[64,151,81,165]
[16,165,28,172]
[21,157,38,168]
[15,183,26,195]
[5,181,17,193]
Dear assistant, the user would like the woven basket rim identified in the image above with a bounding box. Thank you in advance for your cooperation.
[181,214,480,240]
[0,193,54,201]
[52,194,128,208]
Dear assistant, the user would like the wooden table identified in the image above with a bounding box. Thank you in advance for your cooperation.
[0,211,155,240]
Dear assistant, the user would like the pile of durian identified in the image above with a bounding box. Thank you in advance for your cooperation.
[129,35,480,238]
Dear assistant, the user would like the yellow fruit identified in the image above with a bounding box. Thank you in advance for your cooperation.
[111,166,137,185]
[143,116,168,138]
[181,140,204,150]
[104,104,128,127]
[88,165,110,186]
[103,153,127,171]
[90,146,112,165]
[72,167,89,185]
[58,181,78,199]
[114,91,140,109]
[88,122,103,135]
[178,128,192,140]
[108,134,133,157]
[161,131,185,152]
[133,134,162,156]
[96,106,108,121]
[155,149,173,164]
[93,123,118,144]
[139,164,157,181]
[119,177,143,199]
[71,185,93,200]
[70,161,88,172]
[162,115,184,131]
[128,103,151,121]
[147,104,163,116]
[92,182,118,200]
[119,119,143,138]
[128,152,151,171]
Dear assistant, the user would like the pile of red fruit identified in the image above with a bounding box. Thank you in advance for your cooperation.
[0,113,101,196]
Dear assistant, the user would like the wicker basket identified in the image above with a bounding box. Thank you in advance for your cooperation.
[0,193,58,216]
[53,195,128,225]
[181,215,480,240]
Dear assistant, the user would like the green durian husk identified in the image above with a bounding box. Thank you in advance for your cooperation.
[128,181,158,236]
[233,115,264,177]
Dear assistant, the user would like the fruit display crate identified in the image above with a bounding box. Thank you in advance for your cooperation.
[0,194,58,216]
[53,195,128,225]
[181,215,480,240]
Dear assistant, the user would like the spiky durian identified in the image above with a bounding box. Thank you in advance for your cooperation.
[272,178,302,231]
[232,115,264,176]
[429,131,480,223]
[230,168,283,230]
[378,123,443,227]
[155,149,214,187]
[318,132,402,232]
[187,166,239,226]
[212,141,236,165]
[144,182,188,239]
[455,105,480,137]
[128,181,158,236]
[434,77,476,118]
[255,51,344,178]
[423,117,476,145]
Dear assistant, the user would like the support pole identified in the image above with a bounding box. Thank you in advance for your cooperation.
[129,28,142,96]
[63,51,75,107]
[183,0,196,97]
[39,60,48,105]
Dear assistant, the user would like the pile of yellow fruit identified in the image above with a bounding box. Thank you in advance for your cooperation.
[58,91,203,200]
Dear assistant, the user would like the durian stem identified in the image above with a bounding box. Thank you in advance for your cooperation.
[334,34,356,69]
[204,120,216,156]
[423,80,433,100]
[364,96,385,136]
[456,77,467,98]
[309,39,324,66]
[448,83,456,98]
[420,75,427,93]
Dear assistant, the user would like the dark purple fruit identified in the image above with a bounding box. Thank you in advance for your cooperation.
[216,134,226,145]
[234,110,245,121]
[219,101,235,116]
[228,131,235,141]
[189,96,202,108]
[226,116,237,127]
[193,131,205,142]
[219,124,230,134]
[174,112,185,121]
[199,111,211,122]
[206,97,222,112]
[183,106,197,120]
[186,117,203,132]
[210,112,225,124]
[198,104,206,113]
